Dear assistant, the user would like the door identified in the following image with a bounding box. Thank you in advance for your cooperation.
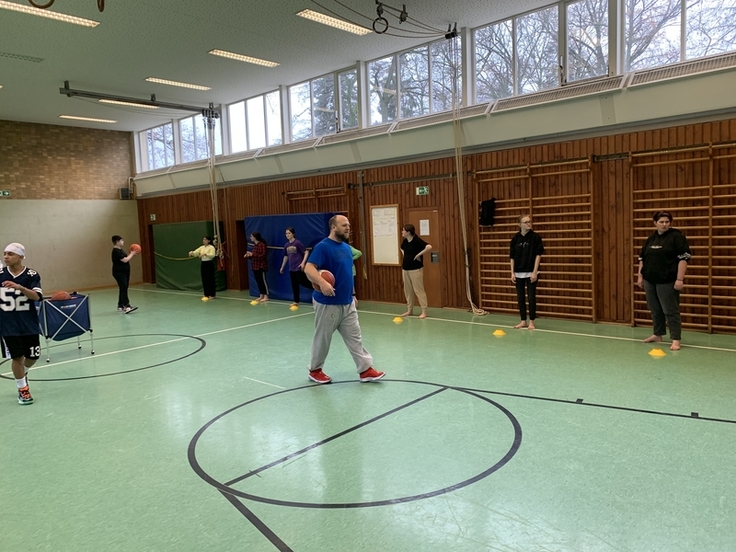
[407,208,441,307]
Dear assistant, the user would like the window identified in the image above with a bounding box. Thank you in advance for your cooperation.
[290,81,312,141]
[368,56,397,125]
[400,46,429,119]
[625,0,680,71]
[567,0,609,82]
[475,20,514,102]
[516,5,559,94]
[180,114,222,163]
[312,75,336,137]
[685,0,736,59]
[338,69,359,130]
[431,37,463,111]
[229,91,282,153]
[144,123,174,170]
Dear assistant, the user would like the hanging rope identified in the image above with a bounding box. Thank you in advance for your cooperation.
[449,35,487,316]
[203,107,224,268]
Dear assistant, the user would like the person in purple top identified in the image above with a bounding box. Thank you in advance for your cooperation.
[303,215,385,384]
[279,227,312,308]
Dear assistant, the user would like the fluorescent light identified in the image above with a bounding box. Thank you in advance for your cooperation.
[0,51,44,63]
[208,49,279,68]
[99,99,159,109]
[0,0,99,27]
[145,77,211,91]
[60,115,117,124]
[296,9,371,35]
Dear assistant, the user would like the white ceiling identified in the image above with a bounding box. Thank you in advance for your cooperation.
[0,0,548,133]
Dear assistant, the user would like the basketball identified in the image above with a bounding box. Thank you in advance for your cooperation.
[313,269,336,291]
[50,290,72,301]
[130,244,142,253]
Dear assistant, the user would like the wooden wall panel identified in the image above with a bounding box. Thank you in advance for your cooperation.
[135,117,736,334]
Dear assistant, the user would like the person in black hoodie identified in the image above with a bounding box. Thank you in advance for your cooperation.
[510,215,545,329]
[637,210,691,351]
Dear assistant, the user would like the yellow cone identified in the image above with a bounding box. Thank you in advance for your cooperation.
[649,348,666,357]
[493,329,506,336]
[250,300,260,306]
[393,317,404,324]
[201,296,209,302]
[290,305,299,311]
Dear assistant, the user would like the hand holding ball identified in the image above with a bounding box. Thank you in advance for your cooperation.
[129,244,142,254]
[313,270,336,293]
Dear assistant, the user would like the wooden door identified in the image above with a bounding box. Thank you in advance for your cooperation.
[407,208,441,307]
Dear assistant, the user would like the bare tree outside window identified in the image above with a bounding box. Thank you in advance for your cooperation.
[369,56,398,125]
[686,0,736,59]
[431,38,463,111]
[265,91,282,146]
[517,6,559,94]
[567,0,609,81]
[290,82,312,141]
[229,101,246,153]
[625,0,680,70]
[146,123,174,169]
[474,21,514,102]
[338,69,359,130]
[312,75,336,136]
[400,47,429,119]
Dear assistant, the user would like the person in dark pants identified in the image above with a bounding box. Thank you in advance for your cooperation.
[637,210,691,351]
[510,215,544,329]
[279,227,311,308]
[111,235,138,314]
[189,236,217,300]
[245,232,269,302]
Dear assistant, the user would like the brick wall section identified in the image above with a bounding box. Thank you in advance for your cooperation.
[0,120,134,199]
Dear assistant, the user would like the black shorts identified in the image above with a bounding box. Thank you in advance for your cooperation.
[1,335,41,360]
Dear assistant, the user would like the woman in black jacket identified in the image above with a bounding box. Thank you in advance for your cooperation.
[510,215,544,329]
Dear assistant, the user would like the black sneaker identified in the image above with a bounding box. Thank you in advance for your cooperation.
[18,386,34,405]
[124,306,138,314]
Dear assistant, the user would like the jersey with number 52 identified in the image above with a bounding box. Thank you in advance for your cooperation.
[0,267,43,336]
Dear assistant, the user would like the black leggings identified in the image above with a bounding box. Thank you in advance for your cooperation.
[515,277,538,320]
[253,269,268,295]
[201,260,216,298]
[289,270,313,303]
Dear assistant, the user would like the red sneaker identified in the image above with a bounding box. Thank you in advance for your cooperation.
[18,386,34,405]
[359,367,385,382]
[308,369,332,384]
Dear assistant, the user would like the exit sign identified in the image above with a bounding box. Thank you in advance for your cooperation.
[0,190,10,197]
[416,185,429,196]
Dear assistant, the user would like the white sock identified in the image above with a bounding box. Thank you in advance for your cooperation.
[16,377,28,389]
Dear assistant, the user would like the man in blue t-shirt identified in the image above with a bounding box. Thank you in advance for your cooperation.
[1,243,43,405]
[304,215,384,384]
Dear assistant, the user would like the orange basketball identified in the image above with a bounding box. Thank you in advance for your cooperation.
[129,244,142,253]
[50,290,72,301]
[313,269,336,291]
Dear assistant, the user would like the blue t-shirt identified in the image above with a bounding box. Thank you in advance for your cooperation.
[0,266,43,336]
[307,238,354,305]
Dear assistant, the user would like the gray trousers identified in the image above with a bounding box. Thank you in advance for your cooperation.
[643,280,682,340]
[310,301,373,373]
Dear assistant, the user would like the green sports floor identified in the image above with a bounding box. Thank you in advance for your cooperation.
[2,285,735,552]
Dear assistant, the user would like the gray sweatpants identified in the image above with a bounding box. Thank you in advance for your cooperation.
[310,301,373,373]
[643,280,682,340]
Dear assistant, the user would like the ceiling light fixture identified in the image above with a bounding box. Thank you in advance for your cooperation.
[208,49,279,68]
[59,115,116,124]
[145,77,211,91]
[0,0,100,27]
[0,51,44,63]
[296,9,371,35]
[28,0,105,11]
[99,99,159,109]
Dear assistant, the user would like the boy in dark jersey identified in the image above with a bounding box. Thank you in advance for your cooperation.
[0,243,43,405]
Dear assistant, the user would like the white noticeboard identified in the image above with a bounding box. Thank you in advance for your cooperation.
[371,205,400,266]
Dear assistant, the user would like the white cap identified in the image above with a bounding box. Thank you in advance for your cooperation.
[4,243,26,257]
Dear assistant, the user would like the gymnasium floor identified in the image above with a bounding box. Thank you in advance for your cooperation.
[1,285,734,552]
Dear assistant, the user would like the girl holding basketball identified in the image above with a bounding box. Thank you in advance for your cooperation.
[111,235,138,314]
[189,236,217,300]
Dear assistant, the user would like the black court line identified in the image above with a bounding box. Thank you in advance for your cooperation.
[218,491,294,552]
[452,384,736,425]
[0,334,206,381]
[224,386,448,486]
